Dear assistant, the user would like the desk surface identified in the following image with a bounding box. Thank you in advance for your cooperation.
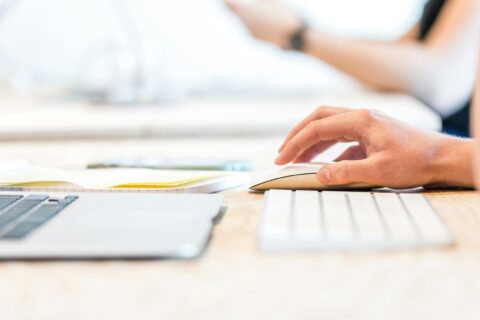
[0,138,479,320]
[0,87,440,140]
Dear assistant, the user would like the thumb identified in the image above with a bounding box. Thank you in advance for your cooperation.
[317,160,375,185]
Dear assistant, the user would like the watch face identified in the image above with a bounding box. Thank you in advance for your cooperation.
[290,24,307,51]
[291,35,303,51]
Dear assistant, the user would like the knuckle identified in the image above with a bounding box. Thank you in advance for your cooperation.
[305,121,317,132]
[314,105,327,116]
[356,109,376,124]
[307,121,322,140]
[289,140,302,154]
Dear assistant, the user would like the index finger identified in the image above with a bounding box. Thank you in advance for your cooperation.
[278,106,350,152]
[275,110,370,165]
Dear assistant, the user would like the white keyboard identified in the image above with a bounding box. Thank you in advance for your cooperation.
[258,190,453,251]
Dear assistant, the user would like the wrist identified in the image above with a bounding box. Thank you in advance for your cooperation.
[286,21,308,51]
[429,137,475,188]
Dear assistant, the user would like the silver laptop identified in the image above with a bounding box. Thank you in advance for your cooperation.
[0,191,223,259]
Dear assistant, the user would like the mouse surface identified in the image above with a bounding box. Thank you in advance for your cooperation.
[249,163,374,191]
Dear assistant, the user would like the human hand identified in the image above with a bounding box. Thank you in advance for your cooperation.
[276,106,474,189]
[224,0,301,49]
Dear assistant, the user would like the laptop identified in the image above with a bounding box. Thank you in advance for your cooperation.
[0,191,223,259]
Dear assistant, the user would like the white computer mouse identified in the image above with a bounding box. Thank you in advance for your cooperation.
[249,163,374,191]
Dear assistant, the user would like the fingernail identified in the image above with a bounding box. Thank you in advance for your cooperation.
[318,169,332,183]
[275,154,285,165]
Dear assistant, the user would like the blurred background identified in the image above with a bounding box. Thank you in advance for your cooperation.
[0,0,424,104]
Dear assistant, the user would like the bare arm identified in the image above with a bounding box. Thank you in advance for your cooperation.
[226,0,480,116]
[398,24,419,43]
[302,0,480,115]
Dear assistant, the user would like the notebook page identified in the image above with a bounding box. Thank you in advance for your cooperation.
[0,166,227,189]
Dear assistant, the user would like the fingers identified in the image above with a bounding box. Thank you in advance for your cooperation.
[317,159,377,186]
[276,109,372,165]
[293,143,366,165]
[334,145,366,162]
[292,141,336,163]
[278,106,350,152]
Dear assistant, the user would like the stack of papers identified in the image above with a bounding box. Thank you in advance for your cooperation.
[0,160,248,193]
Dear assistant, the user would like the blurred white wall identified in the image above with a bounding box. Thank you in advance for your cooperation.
[289,0,423,39]
[0,0,425,101]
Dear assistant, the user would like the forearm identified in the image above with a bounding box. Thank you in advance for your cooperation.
[302,29,432,92]
[227,0,480,115]
[300,0,480,115]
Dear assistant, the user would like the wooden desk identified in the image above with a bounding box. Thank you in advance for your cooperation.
[0,138,479,320]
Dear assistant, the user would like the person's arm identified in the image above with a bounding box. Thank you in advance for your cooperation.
[398,24,419,43]
[275,106,475,189]
[225,0,480,116]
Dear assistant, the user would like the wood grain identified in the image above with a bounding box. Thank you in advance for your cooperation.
[0,139,479,320]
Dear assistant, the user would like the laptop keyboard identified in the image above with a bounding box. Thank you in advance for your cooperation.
[0,195,78,240]
[258,190,453,251]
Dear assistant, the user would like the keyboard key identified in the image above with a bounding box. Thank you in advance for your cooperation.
[373,193,419,243]
[0,195,48,230]
[2,196,78,240]
[399,194,452,244]
[258,190,453,252]
[261,190,292,239]
[345,192,386,242]
[293,191,322,239]
[0,195,22,211]
[322,191,355,241]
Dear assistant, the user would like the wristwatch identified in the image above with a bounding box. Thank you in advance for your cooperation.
[288,21,309,51]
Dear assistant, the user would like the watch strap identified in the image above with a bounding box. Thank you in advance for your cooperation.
[289,21,308,51]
